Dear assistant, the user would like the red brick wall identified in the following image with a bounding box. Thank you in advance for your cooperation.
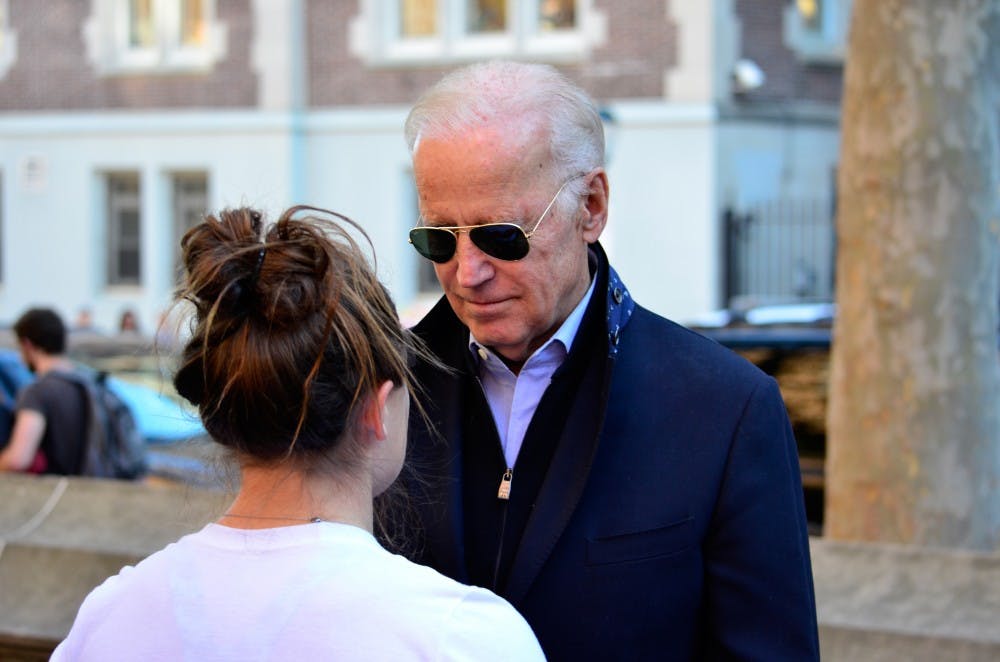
[734,0,843,104]
[0,0,256,111]
[0,1,840,113]
[306,0,678,108]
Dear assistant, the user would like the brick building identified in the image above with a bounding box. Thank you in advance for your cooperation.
[0,0,848,332]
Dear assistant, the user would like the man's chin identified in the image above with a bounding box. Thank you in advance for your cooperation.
[467,327,525,360]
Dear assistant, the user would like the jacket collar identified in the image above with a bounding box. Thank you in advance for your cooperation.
[600,244,635,357]
[418,240,635,363]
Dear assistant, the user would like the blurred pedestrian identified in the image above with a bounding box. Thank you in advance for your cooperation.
[0,308,87,474]
[118,309,139,334]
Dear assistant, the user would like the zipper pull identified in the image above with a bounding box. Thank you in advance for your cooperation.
[497,468,513,500]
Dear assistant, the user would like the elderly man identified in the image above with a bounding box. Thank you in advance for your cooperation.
[402,61,819,661]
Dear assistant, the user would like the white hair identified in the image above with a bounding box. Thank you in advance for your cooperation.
[404,61,605,212]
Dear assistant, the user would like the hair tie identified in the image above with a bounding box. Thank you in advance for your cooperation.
[251,246,267,284]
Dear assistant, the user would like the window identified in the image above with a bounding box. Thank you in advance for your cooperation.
[84,0,227,74]
[0,0,17,79]
[171,172,208,279]
[783,0,852,63]
[352,0,605,65]
[796,0,824,32]
[107,173,142,286]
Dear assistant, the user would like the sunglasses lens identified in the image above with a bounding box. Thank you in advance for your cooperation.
[470,225,529,261]
[409,228,456,263]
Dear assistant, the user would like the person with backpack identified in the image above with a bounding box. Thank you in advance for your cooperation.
[0,308,88,474]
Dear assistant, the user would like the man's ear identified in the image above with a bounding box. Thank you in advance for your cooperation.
[580,169,609,243]
[361,381,395,441]
[17,338,36,362]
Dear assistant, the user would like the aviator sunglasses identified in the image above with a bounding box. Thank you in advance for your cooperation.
[408,175,582,263]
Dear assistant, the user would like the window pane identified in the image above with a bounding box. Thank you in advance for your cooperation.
[466,0,507,33]
[172,173,208,280]
[119,249,141,282]
[538,0,575,31]
[129,0,156,48]
[401,0,437,37]
[120,211,140,241]
[797,0,823,31]
[107,173,142,285]
[180,0,206,46]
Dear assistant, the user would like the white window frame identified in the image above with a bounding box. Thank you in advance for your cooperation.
[170,171,209,280]
[783,0,853,64]
[352,0,606,66]
[84,0,227,75]
[106,172,143,287]
[0,0,17,79]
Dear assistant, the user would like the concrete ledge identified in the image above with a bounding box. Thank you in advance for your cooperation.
[819,624,1000,662]
[0,473,231,656]
[4,474,999,659]
[0,473,230,555]
[811,537,1000,661]
[0,544,141,644]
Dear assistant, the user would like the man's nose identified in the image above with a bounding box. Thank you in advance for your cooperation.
[453,233,493,288]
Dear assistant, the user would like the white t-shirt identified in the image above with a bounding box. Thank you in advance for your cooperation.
[52,522,544,661]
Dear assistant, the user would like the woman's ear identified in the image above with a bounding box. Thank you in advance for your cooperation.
[361,380,395,441]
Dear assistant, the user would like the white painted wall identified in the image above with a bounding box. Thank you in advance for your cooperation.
[301,108,415,306]
[0,101,743,336]
[603,101,720,321]
[717,117,841,207]
[301,105,724,324]
[0,112,295,334]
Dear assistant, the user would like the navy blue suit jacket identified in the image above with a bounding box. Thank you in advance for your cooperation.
[405,245,819,660]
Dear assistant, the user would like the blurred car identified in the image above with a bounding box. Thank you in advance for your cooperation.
[686,303,834,533]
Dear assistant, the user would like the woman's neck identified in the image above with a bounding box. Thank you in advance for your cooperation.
[220,461,374,531]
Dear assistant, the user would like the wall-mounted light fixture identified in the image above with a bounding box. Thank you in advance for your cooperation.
[732,58,766,95]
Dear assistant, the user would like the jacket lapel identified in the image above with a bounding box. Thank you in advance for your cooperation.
[504,248,635,604]
[504,353,614,604]
[412,299,473,583]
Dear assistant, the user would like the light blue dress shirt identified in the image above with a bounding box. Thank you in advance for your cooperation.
[469,277,597,469]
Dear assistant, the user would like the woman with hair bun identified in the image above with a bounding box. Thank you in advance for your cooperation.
[52,206,544,661]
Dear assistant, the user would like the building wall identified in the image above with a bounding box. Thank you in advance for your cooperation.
[0,112,295,333]
[0,0,256,111]
[734,0,844,104]
[718,114,840,207]
[602,102,719,319]
[307,0,678,108]
[0,1,846,331]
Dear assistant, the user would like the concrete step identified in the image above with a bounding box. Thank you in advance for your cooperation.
[811,538,1000,661]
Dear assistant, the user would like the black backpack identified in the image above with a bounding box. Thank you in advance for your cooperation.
[52,370,149,480]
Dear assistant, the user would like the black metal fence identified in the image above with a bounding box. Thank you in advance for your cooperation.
[723,199,836,307]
